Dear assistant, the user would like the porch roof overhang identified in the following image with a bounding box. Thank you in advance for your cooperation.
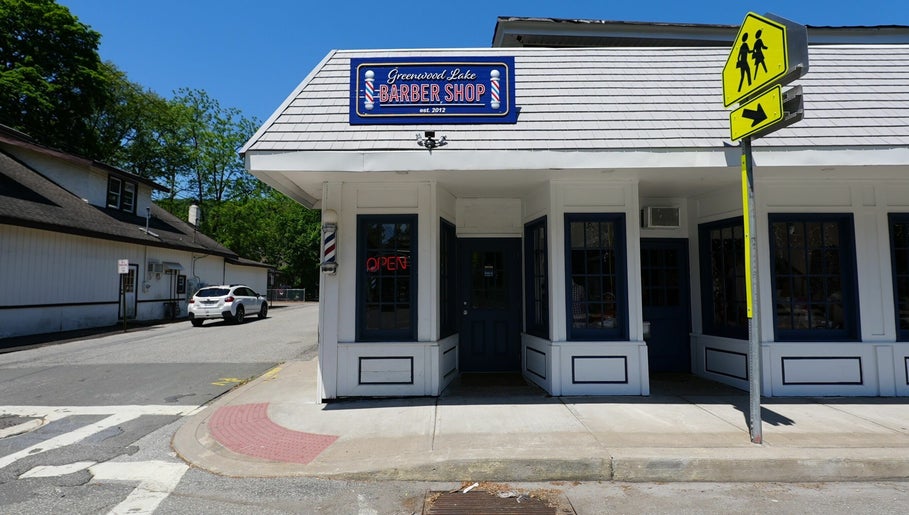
[246,145,909,209]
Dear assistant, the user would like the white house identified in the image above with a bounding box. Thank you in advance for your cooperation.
[242,18,909,399]
[0,126,270,340]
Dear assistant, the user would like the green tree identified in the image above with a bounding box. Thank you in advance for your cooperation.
[206,185,321,291]
[87,62,189,192]
[0,1,324,294]
[0,0,109,156]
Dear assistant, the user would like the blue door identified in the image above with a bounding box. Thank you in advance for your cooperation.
[458,238,523,372]
[641,239,691,372]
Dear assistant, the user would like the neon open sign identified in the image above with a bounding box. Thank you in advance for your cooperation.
[365,255,409,272]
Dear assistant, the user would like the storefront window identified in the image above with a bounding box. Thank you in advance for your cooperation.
[699,217,748,339]
[565,213,627,340]
[357,215,417,341]
[524,217,548,338]
[769,214,858,341]
[889,214,909,341]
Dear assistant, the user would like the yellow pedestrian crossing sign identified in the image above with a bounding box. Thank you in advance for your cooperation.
[722,12,808,107]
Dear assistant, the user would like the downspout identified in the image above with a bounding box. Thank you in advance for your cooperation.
[191,254,208,285]
[142,207,151,293]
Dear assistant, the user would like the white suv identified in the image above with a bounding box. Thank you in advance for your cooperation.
[188,285,268,327]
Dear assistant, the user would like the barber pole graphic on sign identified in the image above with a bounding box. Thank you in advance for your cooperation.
[490,70,500,109]
[364,71,375,110]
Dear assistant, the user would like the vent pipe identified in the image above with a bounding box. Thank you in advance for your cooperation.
[188,204,200,227]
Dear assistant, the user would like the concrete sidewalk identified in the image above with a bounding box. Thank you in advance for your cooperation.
[172,359,909,482]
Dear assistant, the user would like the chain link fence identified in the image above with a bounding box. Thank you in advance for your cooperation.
[266,288,309,304]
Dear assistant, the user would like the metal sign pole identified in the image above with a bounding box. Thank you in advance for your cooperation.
[741,137,763,444]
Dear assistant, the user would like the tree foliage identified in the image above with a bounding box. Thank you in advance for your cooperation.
[0,0,110,156]
[0,0,323,293]
[208,186,322,289]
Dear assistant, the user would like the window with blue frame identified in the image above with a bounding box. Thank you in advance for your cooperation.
[524,217,548,338]
[699,217,748,339]
[889,214,909,341]
[357,215,417,341]
[769,214,859,341]
[565,213,628,340]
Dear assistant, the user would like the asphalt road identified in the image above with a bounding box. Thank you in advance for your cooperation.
[0,302,320,514]
[1,303,907,514]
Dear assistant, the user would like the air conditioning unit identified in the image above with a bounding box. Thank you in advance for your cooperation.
[147,262,164,274]
[641,206,680,229]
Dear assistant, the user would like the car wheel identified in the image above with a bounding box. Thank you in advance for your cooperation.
[234,305,245,324]
[258,303,268,319]
[191,319,203,327]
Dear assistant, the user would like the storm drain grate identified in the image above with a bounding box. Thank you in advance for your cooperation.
[423,489,562,514]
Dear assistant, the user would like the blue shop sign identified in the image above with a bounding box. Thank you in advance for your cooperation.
[349,56,517,125]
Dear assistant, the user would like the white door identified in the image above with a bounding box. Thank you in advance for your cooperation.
[123,265,137,318]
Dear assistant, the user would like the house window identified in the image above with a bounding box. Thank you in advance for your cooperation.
[107,176,137,213]
[357,215,417,341]
[524,217,548,338]
[565,213,628,340]
[889,214,909,341]
[122,181,136,212]
[699,217,748,339]
[107,177,121,208]
[769,214,859,341]
[440,219,457,338]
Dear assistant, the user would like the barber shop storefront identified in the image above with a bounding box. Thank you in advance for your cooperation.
[242,20,909,400]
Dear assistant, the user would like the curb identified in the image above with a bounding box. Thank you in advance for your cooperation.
[172,362,909,482]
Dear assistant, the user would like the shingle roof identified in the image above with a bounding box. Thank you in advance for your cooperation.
[0,148,238,257]
[243,45,909,153]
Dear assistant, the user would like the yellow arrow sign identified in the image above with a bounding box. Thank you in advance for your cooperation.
[730,85,783,141]
[722,13,789,107]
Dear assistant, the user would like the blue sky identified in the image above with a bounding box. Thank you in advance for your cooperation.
[58,0,907,123]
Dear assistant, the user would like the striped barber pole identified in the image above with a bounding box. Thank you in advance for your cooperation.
[489,69,500,110]
[321,225,337,272]
[364,70,375,110]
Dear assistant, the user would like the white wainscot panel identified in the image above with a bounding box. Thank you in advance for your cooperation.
[769,343,878,396]
[573,356,627,383]
[691,335,749,391]
[338,343,434,397]
[440,335,458,385]
[359,357,414,385]
[781,357,862,385]
[903,354,909,396]
[705,346,748,381]
[556,342,647,395]
[522,334,555,394]
[526,346,548,381]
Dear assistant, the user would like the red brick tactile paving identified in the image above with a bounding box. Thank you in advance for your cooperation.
[209,403,338,464]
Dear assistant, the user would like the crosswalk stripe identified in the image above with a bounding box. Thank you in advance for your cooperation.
[90,461,189,515]
[0,405,201,470]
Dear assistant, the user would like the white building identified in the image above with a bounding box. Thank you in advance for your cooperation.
[0,126,270,340]
[243,19,909,399]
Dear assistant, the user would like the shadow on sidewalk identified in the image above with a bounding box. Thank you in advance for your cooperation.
[0,320,176,354]
[316,370,909,430]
